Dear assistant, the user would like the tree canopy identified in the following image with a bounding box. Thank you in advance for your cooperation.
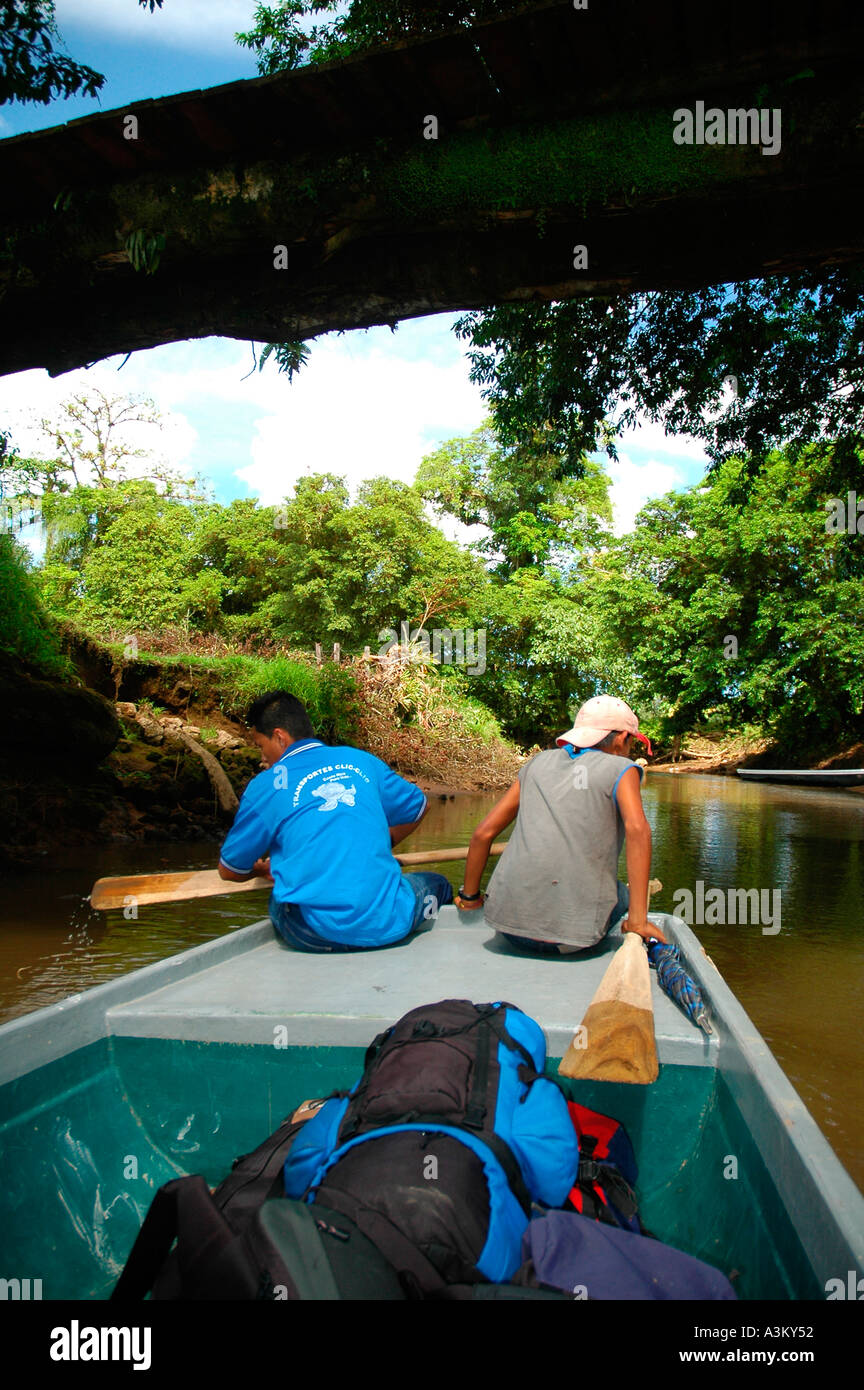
[0,1,163,106]
[416,422,612,576]
[454,271,864,472]
[5,385,863,748]
[602,445,864,741]
[236,0,524,73]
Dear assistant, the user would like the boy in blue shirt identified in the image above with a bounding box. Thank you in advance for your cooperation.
[217,690,452,952]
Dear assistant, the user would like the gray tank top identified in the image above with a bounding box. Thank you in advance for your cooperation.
[483,747,640,947]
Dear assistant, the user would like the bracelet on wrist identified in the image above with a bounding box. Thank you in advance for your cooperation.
[457,886,482,902]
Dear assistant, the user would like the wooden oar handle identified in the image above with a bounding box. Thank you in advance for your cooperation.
[90,842,509,910]
[394,842,505,866]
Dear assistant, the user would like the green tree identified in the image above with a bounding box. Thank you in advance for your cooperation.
[266,472,483,646]
[455,271,864,472]
[0,531,68,676]
[602,445,864,741]
[464,567,636,745]
[193,498,286,640]
[236,1,523,74]
[0,389,204,572]
[417,420,612,576]
[415,420,629,741]
[72,480,207,631]
[1,1,163,105]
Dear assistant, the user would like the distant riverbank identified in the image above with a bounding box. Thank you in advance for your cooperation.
[649,732,864,778]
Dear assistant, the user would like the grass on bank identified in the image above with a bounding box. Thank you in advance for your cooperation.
[99,632,523,790]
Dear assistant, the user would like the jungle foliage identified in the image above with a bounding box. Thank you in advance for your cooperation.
[5,381,861,747]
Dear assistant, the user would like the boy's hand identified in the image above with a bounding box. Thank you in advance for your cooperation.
[252,856,273,879]
[622,918,668,944]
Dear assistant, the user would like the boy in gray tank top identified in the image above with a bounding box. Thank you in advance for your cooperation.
[455,696,667,953]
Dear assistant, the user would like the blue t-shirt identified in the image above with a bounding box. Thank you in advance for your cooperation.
[219,739,427,946]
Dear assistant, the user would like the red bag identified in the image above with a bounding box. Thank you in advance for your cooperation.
[564,1102,649,1235]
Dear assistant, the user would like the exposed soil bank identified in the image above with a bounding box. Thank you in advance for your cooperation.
[0,636,518,867]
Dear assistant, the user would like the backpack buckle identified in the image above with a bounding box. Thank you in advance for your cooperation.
[578,1159,602,1184]
[463,1102,486,1129]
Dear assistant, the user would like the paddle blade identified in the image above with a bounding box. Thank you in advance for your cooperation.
[90,869,272,911]
[558,933,659,1085]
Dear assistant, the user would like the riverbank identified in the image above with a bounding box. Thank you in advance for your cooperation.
[0,632,521,866]
[648,729,864,777]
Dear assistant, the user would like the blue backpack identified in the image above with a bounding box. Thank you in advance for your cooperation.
[283,999,578,1290]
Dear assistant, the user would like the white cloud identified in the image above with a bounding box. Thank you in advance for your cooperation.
[54,0,255,56]
[616,415,711,462]
[0,326,487,503]
[607,451,690,535]
[0,325,710,545]
[235,337,485,502]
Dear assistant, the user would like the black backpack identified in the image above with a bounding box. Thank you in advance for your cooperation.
[282,999,584,1292]
[112,1108,409,1301]
[112,1053,573,1302]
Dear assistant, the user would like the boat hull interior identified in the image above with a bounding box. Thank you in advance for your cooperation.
[1,907,861,1300]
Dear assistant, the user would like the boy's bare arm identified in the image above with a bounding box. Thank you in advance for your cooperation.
[458,779,521,906]
[616,768,667,943]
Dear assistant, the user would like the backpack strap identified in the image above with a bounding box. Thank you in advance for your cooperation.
[309,1185,450,1298]
[484,1006,544,1084]
[253,1202,342,1300]
[112,1176,235,1301]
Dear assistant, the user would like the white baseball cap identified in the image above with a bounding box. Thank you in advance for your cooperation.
[557,695,653,755]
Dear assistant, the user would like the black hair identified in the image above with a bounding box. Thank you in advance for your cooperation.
[594,729,626,750]
[247,690,315,740]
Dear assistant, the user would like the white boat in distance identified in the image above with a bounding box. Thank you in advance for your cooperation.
[737,768,864,787]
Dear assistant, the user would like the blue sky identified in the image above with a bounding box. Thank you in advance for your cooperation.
[0,0,710,536]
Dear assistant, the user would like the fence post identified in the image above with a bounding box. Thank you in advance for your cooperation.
[315,642,322,667]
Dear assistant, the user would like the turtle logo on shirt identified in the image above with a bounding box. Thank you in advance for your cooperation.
[312,780,357,812]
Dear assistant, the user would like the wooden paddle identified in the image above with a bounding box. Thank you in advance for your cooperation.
[89,842,507,911]
[558,879,663,1086]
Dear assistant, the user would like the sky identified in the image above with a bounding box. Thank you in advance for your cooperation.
[0,0,710,541]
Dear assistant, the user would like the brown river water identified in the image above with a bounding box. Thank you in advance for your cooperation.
[1,773,862,1189]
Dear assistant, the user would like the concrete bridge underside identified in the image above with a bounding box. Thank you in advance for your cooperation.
[0,0,862,378]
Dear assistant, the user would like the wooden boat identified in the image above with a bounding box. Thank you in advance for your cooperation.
[737,767,864,787]
[1,905,862,1300]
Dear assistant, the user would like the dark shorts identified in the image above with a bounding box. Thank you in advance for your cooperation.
[497,881,629,957]
[270,872,454,954]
